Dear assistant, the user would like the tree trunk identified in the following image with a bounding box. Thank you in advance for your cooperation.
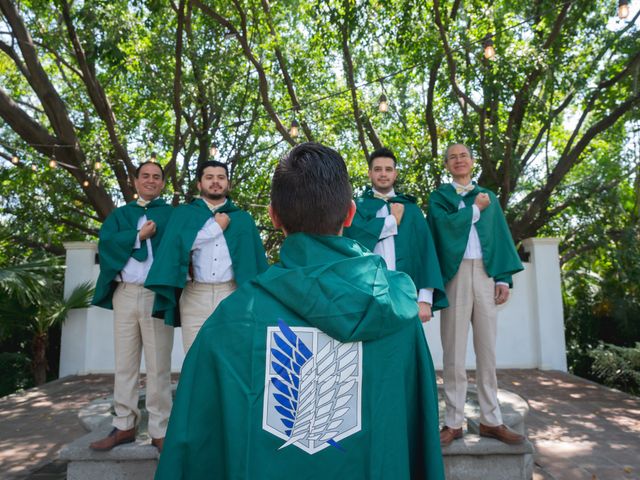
[32,332,48,386]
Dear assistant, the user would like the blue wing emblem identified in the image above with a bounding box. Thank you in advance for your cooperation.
[269,319,359,452]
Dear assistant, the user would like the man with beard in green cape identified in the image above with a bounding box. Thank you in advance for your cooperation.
[145,160,268,355]
[90,161,174,453]
[155,142,445,479]
[428,143,524,448]
[344,147,447,323]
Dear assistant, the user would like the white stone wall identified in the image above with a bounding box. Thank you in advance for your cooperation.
[59,238,567,377]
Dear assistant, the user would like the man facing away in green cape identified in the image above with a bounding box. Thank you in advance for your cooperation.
[428,143,525,448]
[155,142,445,480]
[144,160,268,354]
[344,147,447,323]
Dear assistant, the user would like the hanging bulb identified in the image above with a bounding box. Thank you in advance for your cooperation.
[94,161,103,170]
[290,119,300,138]
[82,180,90,187]
[133,193,139,200]
[378,94,389,113]
[618,0,630,19]
[11,156,19,164]
[483,34,496,60]
[210,144,218,157]
[150,152,157,162]
[49,159,57,168]
[31,164,37,171]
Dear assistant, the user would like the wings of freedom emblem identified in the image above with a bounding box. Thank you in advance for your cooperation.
[262,319,363,454]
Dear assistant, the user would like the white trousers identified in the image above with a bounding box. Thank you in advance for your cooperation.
[179,280,236,354]
[111,283,174,438]
[441,259,503,429]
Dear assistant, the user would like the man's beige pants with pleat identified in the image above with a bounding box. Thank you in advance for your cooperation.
[441,259,503,429]
[179,280,236,354]
[112,283,174,439]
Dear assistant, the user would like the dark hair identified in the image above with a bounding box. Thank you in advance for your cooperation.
[368,147,397,168]
[196,160,229,181]
[135,161,165,179]
[271,142,352,235]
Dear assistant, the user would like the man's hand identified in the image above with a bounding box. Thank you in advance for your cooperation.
[138,220,157,240]
[215,212,230,231]
[418,301,432,323]
[494,284,509,305]
[390,203,405,225]
[474,192,491,211]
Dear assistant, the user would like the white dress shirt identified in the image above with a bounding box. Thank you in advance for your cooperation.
[191,200,234,283]
[453,182,507,286]
[372,188,433,305]
[119,215,154,284]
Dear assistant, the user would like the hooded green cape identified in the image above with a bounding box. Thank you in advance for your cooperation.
[344,186,447,310]
[427,183,523,286]
[92,199,172,310]
[155,234,444,480]
[144,198,268,326]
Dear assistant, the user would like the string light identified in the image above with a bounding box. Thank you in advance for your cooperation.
[48,159,57,168]
[378,93,389,113]
[150,152,157,162]
[94,161,102,170]
[289,119,299,138]
[618,0,630,19]
[133,193,139,199]
[210,144,218,157]
[11,156,19,164]
[82,180,90,187]
[31,164,37,171]
[483,34,496,60]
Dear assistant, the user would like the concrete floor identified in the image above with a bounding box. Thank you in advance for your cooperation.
[0,370,638,480]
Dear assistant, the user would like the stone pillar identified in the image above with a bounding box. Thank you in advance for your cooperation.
[60,242,100,377]
[522,238,567,371]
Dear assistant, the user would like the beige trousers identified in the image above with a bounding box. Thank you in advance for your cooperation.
[179,280,236,353]
[441,259,503,429]
[111,283,174,438]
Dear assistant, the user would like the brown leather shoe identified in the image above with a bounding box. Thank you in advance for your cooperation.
[89,428,136,451]
[440,426,463,447]
[151,437,164,453]
[479,424,525,445]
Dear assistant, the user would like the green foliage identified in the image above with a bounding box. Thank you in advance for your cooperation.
[589,342,640,395]
[0,352,33,398]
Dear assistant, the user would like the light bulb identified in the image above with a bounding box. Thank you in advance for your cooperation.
[290,119,300,138]
[483,35,496,60]
[11,156,19,164]
[94,161,103,170]
[378,94,389,113]
[618,0,630,19]
[82,180,90,187]
[49,159,57,168]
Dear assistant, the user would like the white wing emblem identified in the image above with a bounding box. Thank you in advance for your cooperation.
[262,319,362,454]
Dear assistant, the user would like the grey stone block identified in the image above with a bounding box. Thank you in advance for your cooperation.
[60,426,159,479]
[66,460,157,480]
[442,436,535,480]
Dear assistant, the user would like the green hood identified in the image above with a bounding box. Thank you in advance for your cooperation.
[254,233,419,343]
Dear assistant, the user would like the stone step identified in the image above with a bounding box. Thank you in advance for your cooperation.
[62,385,534,479]
[59,427,158,480]
[443,434,535,480]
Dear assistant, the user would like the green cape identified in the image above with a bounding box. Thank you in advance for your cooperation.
[144,198,268,326]
[344,186,447,310]
[155,234,444,480]
[427,183,523,286]
[92,199,172,310]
